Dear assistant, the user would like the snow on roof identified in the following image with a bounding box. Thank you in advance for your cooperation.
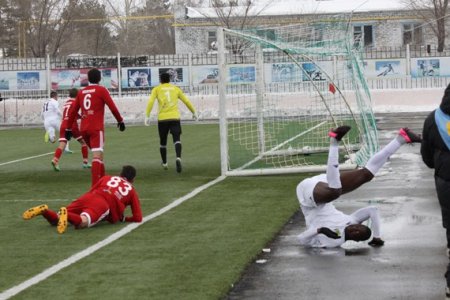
[186,0,408,19]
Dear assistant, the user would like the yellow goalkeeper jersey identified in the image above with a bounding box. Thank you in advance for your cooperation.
[145,83,196,121]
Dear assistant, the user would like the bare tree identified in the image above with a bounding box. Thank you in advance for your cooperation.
[101,0,146,54]
[403,0,449,52]
[17,0,80,57]
[57,1,114,56]
[101,0,174,55]
[193,0,274,55]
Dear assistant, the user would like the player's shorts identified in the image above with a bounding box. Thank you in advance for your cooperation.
[296,174,327,208]
[67,192,110,227]
[44,118,60,133]
[81,129,104,152]
[59,121,81,142]
[158,120,182,144]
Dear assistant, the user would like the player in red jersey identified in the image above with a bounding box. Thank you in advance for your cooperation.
[50,88,90,171]
[22,165,142,234]
[65,68,126,186]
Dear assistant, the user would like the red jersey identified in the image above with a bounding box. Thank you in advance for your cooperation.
[68,84,123,132]
[60,98,76,131]
[90,175,142,223]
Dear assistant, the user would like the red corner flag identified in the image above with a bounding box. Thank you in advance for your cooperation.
[329,83,336,94]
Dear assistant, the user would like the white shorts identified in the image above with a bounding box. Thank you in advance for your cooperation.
[296,174,327,208]
[44,118,60,133]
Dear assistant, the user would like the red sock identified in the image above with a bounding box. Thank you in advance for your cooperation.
[53,148,63,162]
[81,145,88,163]
[67,212,82,227]
[42,209,58,225]
[100,162,105,177]
[91,159,103,186]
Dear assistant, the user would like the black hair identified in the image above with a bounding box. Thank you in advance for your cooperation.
[345,224,372,241]
[69,88,78,98]
[88,68,101,84]
[50,91,58,98]
[160,73,171,84]
[120,165,136,182]
[359,225,372,241]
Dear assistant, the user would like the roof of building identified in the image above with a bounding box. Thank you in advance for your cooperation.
[186,0,408,18]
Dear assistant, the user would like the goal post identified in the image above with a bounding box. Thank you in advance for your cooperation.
[217,18,379,176]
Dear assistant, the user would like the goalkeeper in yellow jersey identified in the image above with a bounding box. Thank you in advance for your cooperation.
[145,72,197,173]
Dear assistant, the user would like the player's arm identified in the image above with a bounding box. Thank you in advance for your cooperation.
[123,190,142,222]
[103,88,123,123]
[351,206,384,247]
[145,88,157,118]
[178,88,196,115]
[101,88,125,131]
[297,227,319,245]
[144,88,157,125]
[51,101,62,118]
[420,116,434,169]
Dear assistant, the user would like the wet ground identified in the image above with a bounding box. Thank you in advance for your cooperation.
[227,112,448,300]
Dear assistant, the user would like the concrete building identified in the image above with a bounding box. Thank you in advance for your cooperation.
[173,0,443,54]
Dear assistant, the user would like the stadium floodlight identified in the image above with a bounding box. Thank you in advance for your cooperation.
[217,16,379,176]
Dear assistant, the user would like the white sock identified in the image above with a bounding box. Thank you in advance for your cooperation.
[364,136,403,175]
[326,138,341,189]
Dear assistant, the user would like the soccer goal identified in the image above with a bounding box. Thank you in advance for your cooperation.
[217,17,379,176]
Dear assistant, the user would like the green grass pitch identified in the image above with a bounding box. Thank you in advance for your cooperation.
[0,123,306,299]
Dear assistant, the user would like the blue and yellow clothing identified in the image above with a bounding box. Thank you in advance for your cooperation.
[145,83,196,121]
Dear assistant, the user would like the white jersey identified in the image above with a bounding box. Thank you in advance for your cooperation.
[42,98,61,120]
[296,174,381,248]
[298,202,352,248]
[296,174,352,247]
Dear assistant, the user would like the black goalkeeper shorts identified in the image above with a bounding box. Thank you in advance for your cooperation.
[158,120,182,145]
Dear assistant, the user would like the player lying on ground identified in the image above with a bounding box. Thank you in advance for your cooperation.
[22,165,142,234]
[297,125,422,248]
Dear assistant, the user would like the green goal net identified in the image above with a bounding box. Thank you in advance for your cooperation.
[217,18,379,176]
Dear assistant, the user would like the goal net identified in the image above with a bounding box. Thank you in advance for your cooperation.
[217,18,379,176]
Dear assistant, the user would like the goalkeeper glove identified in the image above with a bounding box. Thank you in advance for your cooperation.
[65,129,73,141]
[317,227,340,239]
[192,112,199,121]
[117,122,126,132]
[144,116,151,126]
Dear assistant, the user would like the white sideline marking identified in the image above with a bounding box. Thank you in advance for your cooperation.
[0,153,53,167]
[0,175,226,300]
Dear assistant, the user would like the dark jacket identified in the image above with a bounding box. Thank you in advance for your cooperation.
[421,84,450,181]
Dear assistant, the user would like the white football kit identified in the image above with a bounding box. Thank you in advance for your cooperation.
[297,174,381,248]
[42,98,61,143]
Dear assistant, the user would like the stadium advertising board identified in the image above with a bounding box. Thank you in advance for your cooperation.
[192,65,219,85]
[51,68,118,90]
[0,70,46,91]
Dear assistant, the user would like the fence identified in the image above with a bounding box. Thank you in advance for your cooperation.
[1,47,450,126]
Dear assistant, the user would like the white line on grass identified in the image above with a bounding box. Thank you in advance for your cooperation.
[0,175,226,300]
[0,153,53,167]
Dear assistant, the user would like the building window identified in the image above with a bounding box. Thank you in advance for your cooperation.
[208,31,217,50]
[353,25,373,48]
[256,29,276,41]
[403,23,423,46]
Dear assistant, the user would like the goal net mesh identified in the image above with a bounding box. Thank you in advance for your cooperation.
[218,17,379,176]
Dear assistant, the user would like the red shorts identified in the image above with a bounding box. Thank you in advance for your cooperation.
[81,129,104,152]
[67,192,109,227]
[59,121,82,142]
